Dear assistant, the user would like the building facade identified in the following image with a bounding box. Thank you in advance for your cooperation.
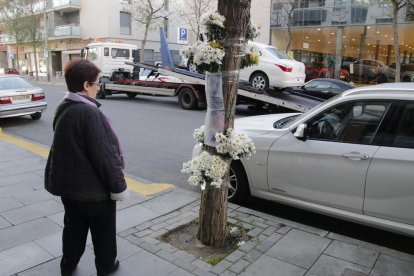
[0,0,273,78]
[270,0,414,82]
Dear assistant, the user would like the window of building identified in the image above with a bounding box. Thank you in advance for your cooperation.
[164,17,169,38]
[119,0,130,4]
[120,12,131,35]
[164,0,169,11]
[334,0,347,6]
[104,48,109,56]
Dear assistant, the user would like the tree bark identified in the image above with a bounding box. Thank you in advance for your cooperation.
[197,0,251,247]
[392,0,401,82]
[140,21,151,63]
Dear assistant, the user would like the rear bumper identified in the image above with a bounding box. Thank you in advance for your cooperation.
[0,101,47,118]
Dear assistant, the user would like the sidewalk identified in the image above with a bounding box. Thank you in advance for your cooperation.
[1,135,414,275]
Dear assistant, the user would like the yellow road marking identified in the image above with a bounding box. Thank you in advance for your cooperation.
[0,128,174,196]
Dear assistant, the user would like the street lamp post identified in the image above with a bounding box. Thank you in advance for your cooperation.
[43,0,50,82]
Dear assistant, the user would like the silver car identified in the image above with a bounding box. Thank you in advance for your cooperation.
[0,75,47,120]
[229,83,414,237]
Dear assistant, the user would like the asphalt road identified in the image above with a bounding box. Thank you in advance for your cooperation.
[2,81,414,255]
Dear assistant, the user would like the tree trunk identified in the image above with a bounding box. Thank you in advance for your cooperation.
[197,0,251,247]
[392,1,400,82]
[140,21,151,63]
[33,45,39,81]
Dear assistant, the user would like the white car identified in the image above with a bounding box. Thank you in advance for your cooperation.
[229,83,414,237]
[0,75,47,120]
[239,42,306,90]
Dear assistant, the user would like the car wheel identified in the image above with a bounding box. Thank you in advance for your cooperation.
[250,73,269,91]
[30,112,41,120]
[126,92,137,98]
[228,161,249,204]
[178,88,198,110]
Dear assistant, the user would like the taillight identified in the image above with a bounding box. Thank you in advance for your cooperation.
[275,64,292,72]
[0,97,12,104]
[32,93,45,101]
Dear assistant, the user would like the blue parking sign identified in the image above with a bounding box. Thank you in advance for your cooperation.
[179,28,187,40]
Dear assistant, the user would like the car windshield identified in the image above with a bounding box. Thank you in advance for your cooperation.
[266,47,292,60]
[0,77,34,90]
[283,95,341,128]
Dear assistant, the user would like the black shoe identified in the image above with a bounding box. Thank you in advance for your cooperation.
[97,260,119,276]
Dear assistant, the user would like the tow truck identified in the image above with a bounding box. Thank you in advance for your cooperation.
[80,29,323,112]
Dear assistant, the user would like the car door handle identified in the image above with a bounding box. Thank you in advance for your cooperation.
[341,152,369,161]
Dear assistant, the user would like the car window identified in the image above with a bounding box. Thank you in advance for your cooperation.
[390,103,414,149]
[304,80,320,88]
[314,80,339,89]
[266,47,292,60]
[0,77,34,90]
[307,101,390,144]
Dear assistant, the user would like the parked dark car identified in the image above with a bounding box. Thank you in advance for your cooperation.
[389,63,414,82]
[288,78,355,99]
[305,61,351,82]
[0,68,19,75]
[350,59,395,84]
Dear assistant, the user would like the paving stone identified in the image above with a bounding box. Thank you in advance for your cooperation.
[47,211,64,227]
[141,190,197,215]
[277,225,292,235]
[371,254,414,276]
[340,268,369,276]
[125,234,144,246]
[192,259,212,271]
[156,249,179,263]
[0,197,23,213]
[306,254,370,276]
[168,268,194,276]
[243,249,262,263]
[135,221,154,231]
[239,240,257,253]
[176,250,197,262]
[0,172,42,187]
[150,221,169,231]
[135,229,153,238]
[229,258,251,274]
[116,204,159,233]
[34,232,62,257]
[0,215,11,229]
[266,228,330,269]
[240,254,306,276]
[114,250,179,275]
[324,240,379,268]
[13,189,55,205]
[0,241,54,276]
[0,161,17,170]
[247,226,264,237]
[118,227,138,238]
[0,218,62,251]
[139,241,161,254]
[156,242,178,254]
[116,192,147,210]
[2,199,63,225]
[255,238,277,253]
[209,260,232,274]
[116,237,144,261]
[149,228,169,238]
[4,162,45,175]
[262,225,278,236]
[225,249,245,263]
[221,270,237,276]
[173,257,199,272]
[17,256,61,276]
[193,267,217,276]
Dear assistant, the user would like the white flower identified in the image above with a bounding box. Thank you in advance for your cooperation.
[229,226,238,234]
[201,11,225,29]
[193,125,205,143]
[237,240,246,247]
[192,43,225,67]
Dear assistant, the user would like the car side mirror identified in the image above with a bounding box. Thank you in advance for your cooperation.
[294,123,307,141]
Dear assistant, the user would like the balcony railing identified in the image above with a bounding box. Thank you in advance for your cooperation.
[49,25,81,38]
[52,0,81,8]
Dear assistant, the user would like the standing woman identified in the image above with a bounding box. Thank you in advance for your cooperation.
[45,59,128,276]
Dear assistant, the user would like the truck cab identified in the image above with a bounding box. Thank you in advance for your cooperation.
[81,42,138,81]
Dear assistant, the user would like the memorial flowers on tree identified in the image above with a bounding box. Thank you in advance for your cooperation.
[180,11,259,191]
